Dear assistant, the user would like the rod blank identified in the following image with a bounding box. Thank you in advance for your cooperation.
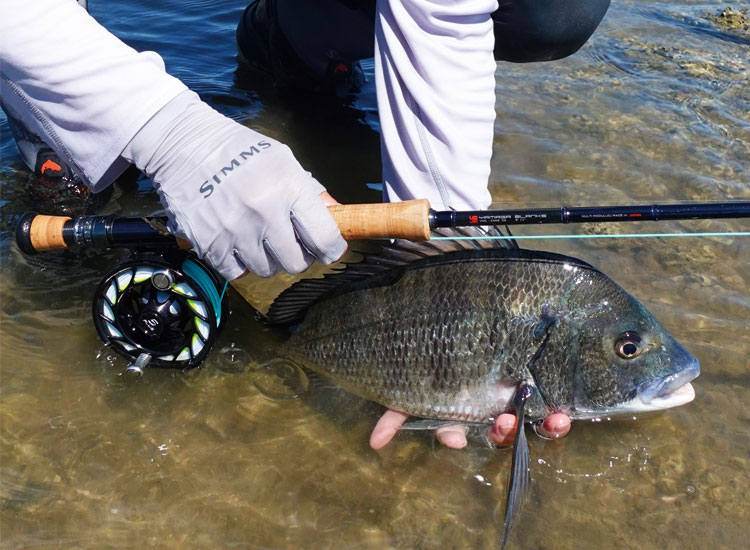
[431,201,750,228]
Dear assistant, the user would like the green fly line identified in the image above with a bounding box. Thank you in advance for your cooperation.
[431,231,750,241]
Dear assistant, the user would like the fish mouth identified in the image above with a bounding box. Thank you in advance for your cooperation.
[626,357,700,412]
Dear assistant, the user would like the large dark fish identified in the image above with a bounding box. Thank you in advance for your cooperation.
[266,231,699,547]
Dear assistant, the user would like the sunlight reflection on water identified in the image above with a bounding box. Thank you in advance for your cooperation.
[1,1,748,549]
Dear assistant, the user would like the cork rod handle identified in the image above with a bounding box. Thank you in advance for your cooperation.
[327,199,432,241]
[23,214,71,252]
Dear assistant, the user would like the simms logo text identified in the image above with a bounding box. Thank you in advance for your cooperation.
[200,140,272,198]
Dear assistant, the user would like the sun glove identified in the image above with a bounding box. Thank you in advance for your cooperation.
[121,90,346,280]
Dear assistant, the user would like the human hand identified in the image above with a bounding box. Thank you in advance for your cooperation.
[369,409,571,450]
[303,193,573,450]
[121,91,347,280]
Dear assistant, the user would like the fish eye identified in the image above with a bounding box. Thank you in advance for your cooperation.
[615,332,642,359]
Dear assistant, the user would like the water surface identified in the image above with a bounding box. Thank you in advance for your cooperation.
[1,1,748,549]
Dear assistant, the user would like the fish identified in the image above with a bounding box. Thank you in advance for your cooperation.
[265,229,700,548]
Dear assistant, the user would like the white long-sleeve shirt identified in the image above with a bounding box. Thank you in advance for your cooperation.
[376,0,496,210]
[0,0,186,190]
[1,0,495,209]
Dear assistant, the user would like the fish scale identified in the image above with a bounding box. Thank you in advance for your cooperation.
[268,233,699,548]
[281,258,586,422]
[268,234,697,426]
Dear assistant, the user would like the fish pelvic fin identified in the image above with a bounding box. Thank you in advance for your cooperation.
[501,382,533,550]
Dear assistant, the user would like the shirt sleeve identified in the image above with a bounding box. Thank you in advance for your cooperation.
[374,0,497,210]
[0,0,187,190]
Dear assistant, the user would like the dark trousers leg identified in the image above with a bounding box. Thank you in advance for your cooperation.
[236,0,611,90]
[493,0,612,62]
[236,0,376,93]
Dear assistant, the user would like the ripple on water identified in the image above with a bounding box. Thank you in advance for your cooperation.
[1,1,749,549]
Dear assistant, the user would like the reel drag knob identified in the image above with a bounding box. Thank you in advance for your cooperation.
[92,254,227,371]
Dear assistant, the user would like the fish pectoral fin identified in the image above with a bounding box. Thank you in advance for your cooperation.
[501,382,533,550]
[533,307,558,342]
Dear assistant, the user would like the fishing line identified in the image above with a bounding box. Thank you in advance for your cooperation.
[431,231,750,241]
[182,258,224,326]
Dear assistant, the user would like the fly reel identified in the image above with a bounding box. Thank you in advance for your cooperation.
[16,213,231,376]
[92,250,228,375]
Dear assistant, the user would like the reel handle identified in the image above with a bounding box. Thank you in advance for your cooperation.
[16,199,433,253]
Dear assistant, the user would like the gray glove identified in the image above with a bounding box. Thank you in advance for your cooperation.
[121,91,346,280]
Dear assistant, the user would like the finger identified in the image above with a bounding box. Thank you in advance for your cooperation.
[231,244,279,278]
[205,241,266,280]
[290,191,347,265]
[370,409,409,450]
[262,222,317,275]
[218,251,252,280]
[319,191,340,206]
[537,413,571,439]
[488,413,518,447]
[435,425,468,449]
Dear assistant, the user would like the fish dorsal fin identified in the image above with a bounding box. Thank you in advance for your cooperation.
[266,227,508,326]
[266,227,585,327]
[264,259,393,326]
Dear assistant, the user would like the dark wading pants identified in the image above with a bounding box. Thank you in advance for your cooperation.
[236,0,611,92]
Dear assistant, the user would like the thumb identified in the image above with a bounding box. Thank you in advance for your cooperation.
[319,191,340,206]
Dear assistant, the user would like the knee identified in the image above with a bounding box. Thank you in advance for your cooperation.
[493,0,611,63]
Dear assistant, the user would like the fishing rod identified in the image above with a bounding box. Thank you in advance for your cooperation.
[16,199,750,252]
[14,199,750,375]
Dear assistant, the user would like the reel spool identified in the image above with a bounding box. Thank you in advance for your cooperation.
[92,251,228,374]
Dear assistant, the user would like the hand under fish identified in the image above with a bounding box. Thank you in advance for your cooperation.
[370,409,571,449]
[267,201,698,549]
[318,193,577,451]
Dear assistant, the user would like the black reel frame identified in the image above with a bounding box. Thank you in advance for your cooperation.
[15,213,230,374]
[92,248,228,372]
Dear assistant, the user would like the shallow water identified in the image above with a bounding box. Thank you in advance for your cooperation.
[1,1,748,549]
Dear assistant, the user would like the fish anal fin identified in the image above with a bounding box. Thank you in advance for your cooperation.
[398,419,486,431]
